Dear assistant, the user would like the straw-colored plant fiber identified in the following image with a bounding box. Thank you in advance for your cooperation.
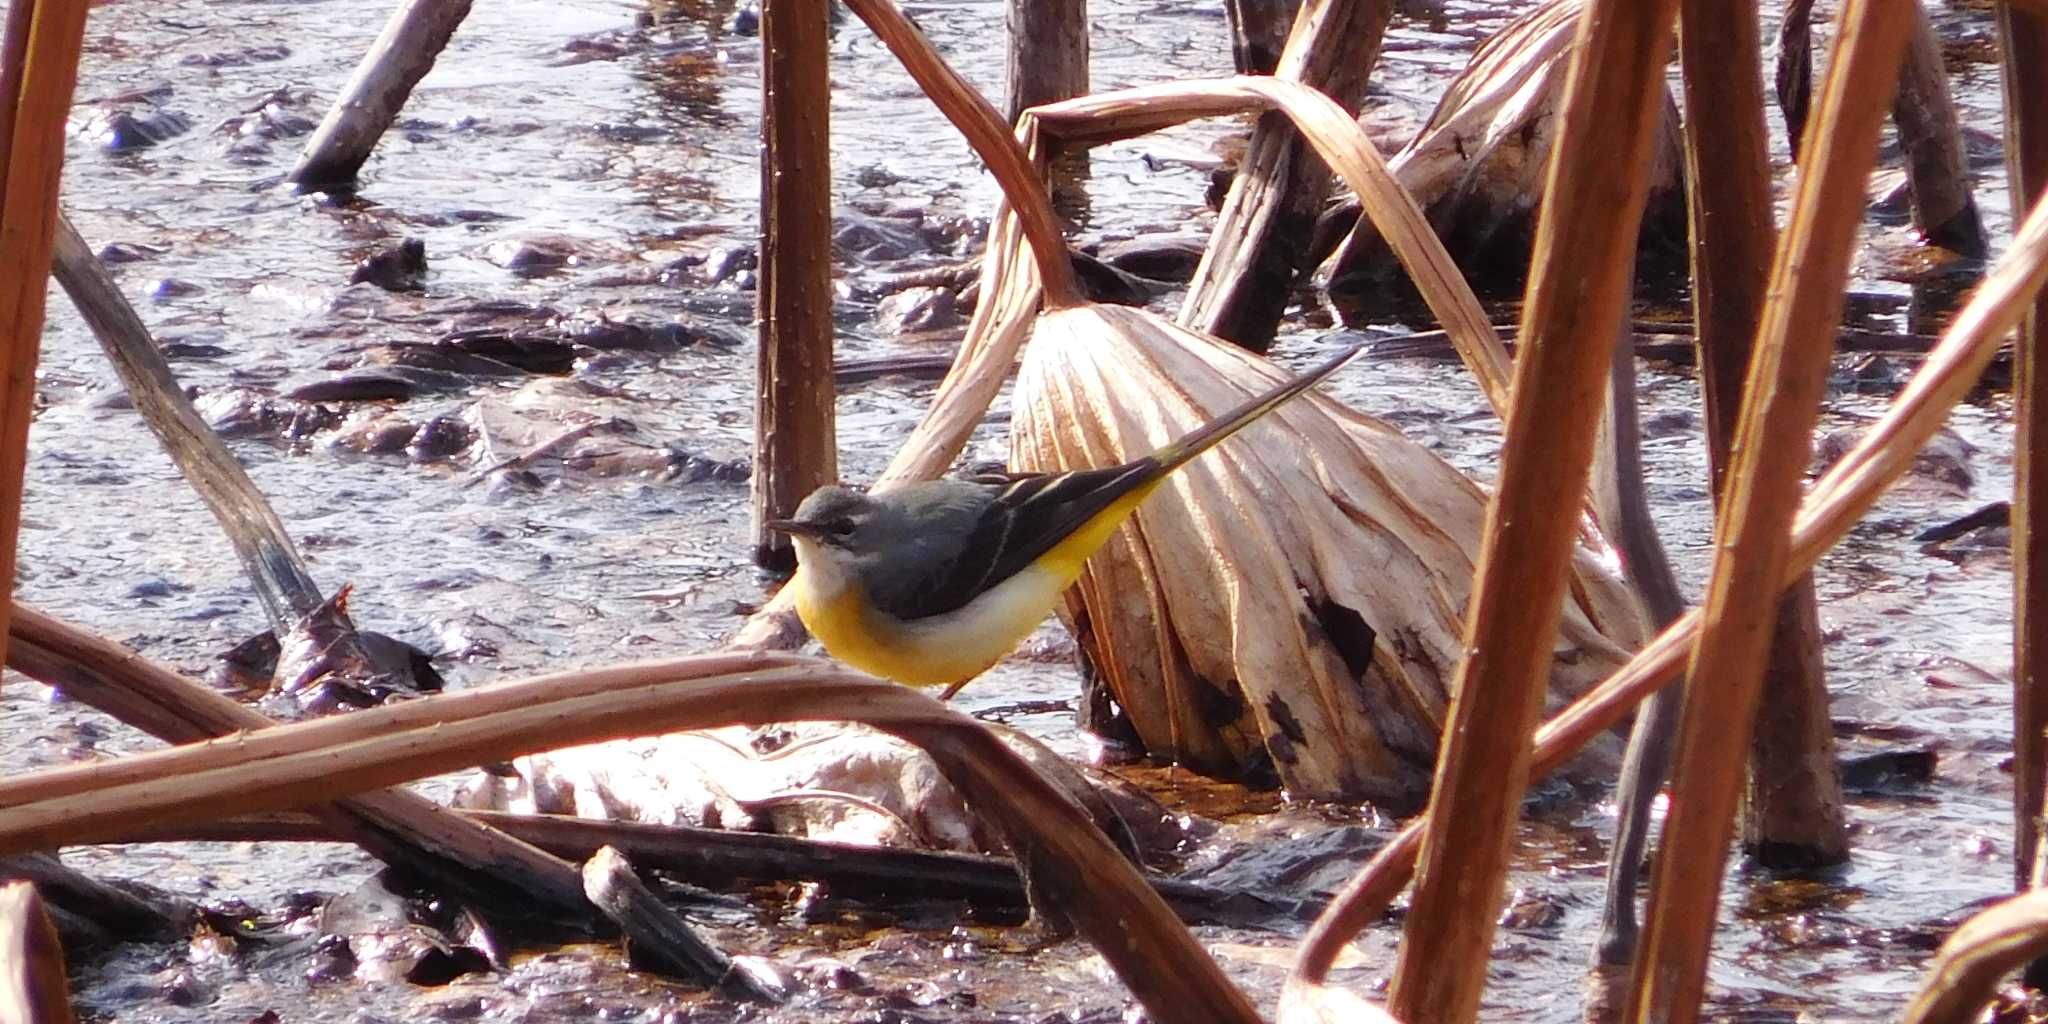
[1003,76,1638,802]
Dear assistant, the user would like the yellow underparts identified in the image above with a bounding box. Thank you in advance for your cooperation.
[792,478,1165,687]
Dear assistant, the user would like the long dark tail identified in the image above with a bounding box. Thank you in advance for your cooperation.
[1145,340,1367,475]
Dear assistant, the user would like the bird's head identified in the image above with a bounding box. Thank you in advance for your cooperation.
[767,486,885,563]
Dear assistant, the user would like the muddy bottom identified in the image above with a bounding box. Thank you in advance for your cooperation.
[8,0,2032,1020]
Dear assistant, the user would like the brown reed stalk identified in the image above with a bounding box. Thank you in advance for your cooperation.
[752,0,837,571]
[0,882,73,1024]
[1291,188,2048,990]
[1381,0,1682,1017]
[0,655,1258,1024]
[1775,0,1814,160]
[1894,0,1987,259]
[0,0,89,673]
[1678,0,1845,870]
[2002,0,2048,888]
[1624,1,1911,1016]
[1899,889,2048,1023]
[0,0,32,184]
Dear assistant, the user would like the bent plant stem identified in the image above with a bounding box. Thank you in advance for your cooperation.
[1029,77,1511,419]
[2,604,673,924]
[1900,888,2048,1023]
[837,0,1082,307]
[0,656,1259,1024]
[880,72,1520,483]
[1290,182,2048,991]
[1181,0,1394,350]
[1593,307,1688,968]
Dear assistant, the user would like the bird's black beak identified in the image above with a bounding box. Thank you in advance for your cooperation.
[766,518,823,539]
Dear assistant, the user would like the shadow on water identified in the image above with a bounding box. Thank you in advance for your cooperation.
[5,0,2031,1020]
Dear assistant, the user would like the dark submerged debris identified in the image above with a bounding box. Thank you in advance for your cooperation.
[351,237,428,292]
[1916,501,2010,544]
[85,107,193,152]
[205,630,283,699]
[178,45,291,67]
[316,872,494,985]
[269,586,443,713]
[0,853,195,948]
[873,285,960,337]
[94,241,166,264]
[1088,233,1210,283]
[194,389,345,439]
[1838,746,1939,793]
[486,236,578,279]
[1815,424,1976,495]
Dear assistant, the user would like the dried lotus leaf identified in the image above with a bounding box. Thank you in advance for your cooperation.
[1015,304,1644,805]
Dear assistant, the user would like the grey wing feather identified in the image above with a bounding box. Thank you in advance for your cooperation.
[862,462,1157,622]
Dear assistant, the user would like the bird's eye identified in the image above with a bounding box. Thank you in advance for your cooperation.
[824,517,857,538]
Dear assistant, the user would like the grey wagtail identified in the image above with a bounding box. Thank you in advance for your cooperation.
[767,340,1366,698]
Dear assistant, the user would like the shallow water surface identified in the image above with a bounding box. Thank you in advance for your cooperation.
[7,0,2033,1020]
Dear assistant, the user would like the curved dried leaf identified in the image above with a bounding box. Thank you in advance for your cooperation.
[1015,304,1643,803]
